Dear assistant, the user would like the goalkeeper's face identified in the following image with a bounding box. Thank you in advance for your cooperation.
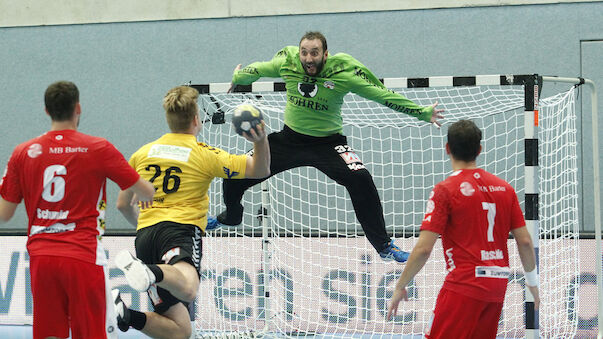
[299,38,327,76]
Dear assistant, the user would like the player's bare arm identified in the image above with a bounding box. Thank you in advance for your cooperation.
[0,198,18,223]
[387,230,439,320]
[116,177,155,226]
[511,226,540,310]
[244,121,271,179]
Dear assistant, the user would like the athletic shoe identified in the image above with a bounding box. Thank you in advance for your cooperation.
[115,250,156,292]
[112,289,130,332]
[205,216,222,230]
[379,240,410,263]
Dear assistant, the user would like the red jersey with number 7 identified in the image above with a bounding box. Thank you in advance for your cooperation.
[420,169,525,302]
[0,130,139,265]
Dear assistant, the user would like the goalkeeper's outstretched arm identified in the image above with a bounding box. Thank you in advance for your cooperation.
[229,47,290,92]
[347,63,445,127]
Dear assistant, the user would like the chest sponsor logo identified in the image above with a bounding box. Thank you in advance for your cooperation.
[288,95,328,111]
[27,144,42,158]
[460,181,475,196]
[323,81,335,89]
[148,144,192,162]
[298,83,318,98]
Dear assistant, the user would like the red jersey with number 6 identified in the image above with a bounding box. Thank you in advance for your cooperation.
[0,130,139,265]
[421,169,525,302]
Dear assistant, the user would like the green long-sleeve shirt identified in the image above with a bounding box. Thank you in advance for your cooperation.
[232,46,434,137]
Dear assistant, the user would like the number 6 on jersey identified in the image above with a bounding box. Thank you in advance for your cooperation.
[42,165,67,202]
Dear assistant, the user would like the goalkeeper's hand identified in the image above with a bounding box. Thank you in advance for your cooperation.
[430,101,445,128]
[227,64,242,93]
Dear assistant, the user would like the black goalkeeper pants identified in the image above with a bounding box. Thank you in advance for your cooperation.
[221,125,391,253]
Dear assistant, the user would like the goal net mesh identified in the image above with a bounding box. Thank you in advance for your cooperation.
[194,82,579,338]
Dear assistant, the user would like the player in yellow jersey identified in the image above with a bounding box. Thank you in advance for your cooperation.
[111,85,270,339]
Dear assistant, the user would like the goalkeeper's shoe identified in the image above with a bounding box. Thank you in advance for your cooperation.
[379,240,410,263]
[115,250,156,292]
[112,289,130,332]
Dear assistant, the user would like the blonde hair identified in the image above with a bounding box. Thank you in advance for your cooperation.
[163,86,199,132]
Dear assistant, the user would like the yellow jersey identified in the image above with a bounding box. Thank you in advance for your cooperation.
[129,133,247,231]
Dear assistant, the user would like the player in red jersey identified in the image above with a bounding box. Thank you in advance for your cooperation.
[387,120,540,338]
[0,81,155,339]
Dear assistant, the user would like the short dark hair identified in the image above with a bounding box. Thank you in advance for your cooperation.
[300,31,327,51]
[44,81,79,121]
[447,120,482,162]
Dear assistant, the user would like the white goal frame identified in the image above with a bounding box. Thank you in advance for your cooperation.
[540,76,601,339]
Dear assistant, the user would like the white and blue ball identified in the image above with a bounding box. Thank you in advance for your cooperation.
[232,103,263,136]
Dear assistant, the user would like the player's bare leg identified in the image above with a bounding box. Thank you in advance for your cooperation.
[140,303,192,339]
[154,261,199,302]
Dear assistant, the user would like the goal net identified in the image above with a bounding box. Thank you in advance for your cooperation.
[193,76,580,338]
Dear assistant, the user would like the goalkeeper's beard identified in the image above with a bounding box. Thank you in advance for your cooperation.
[302,59,324,76]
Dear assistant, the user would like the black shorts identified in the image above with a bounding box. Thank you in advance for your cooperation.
[135,221,202,314]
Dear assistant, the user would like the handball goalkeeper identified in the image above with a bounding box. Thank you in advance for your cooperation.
[209,31,444,263]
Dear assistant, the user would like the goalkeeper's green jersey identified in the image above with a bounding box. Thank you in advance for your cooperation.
[232,46,434,137]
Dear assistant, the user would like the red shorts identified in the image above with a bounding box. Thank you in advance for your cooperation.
[30,255,118,339]
[426,288,503,339]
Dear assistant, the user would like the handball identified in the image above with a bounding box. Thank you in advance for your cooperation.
[232,103,264,136]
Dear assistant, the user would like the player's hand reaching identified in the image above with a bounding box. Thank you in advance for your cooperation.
[131,193,153,210]
[241,121,267,143]
[386,286,409,320]
[430,101,445,128]
[227,64,242,93]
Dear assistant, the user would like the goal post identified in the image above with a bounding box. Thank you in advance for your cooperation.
[540,76,601,339]
[191,74,598,338]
